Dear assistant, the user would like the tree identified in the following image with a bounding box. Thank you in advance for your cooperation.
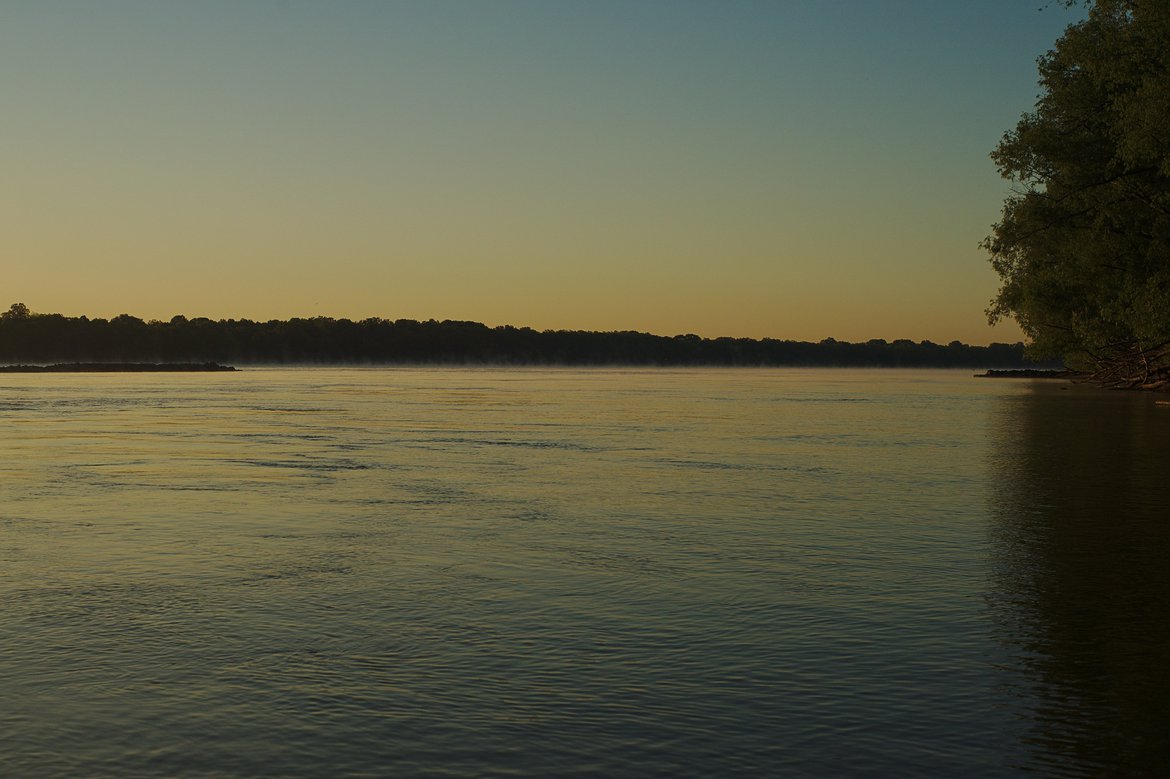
[985,0,1170,386]
[3,303,31,320]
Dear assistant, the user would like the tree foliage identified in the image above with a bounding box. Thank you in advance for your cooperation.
[985,0,1170,385]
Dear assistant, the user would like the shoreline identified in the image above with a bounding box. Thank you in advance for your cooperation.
[0,362,237,373]
[975,369,1076,379]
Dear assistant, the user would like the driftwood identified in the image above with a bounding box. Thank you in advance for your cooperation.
[1081,341,1170,392]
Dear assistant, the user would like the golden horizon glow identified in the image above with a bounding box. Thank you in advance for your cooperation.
[3,2,1082,345]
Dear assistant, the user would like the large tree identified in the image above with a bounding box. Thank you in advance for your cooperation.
[985,0,1170,386]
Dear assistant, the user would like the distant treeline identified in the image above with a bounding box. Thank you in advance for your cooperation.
[0,304,1045,368]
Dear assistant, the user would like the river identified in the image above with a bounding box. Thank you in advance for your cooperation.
[1,368,1167,776]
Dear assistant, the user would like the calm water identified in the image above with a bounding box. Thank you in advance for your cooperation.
[1,368,1168,777]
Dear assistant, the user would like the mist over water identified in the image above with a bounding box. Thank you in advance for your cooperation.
[2,368,1166,777]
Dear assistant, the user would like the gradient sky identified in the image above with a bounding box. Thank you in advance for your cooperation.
[2,1,1085,343]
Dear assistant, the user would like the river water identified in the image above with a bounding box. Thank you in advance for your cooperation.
[1,368,1167,777]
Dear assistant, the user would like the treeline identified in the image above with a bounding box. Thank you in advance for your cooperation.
[0,305,1041,368]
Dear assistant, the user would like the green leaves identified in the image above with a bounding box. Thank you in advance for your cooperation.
[986,1,1170,375]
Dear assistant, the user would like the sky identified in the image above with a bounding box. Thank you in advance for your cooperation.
[1,1,1086,344]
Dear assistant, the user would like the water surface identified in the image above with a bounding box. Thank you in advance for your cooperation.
[2,368,1167,776]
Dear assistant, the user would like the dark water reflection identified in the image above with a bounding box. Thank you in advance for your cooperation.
[988,384,1170,775]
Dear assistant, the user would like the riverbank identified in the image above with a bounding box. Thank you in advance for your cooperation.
[976,367,1170,393]
[0,362,236,373]
[975,369,1076,379]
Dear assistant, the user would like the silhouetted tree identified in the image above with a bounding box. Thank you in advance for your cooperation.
[4,302,31,320]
